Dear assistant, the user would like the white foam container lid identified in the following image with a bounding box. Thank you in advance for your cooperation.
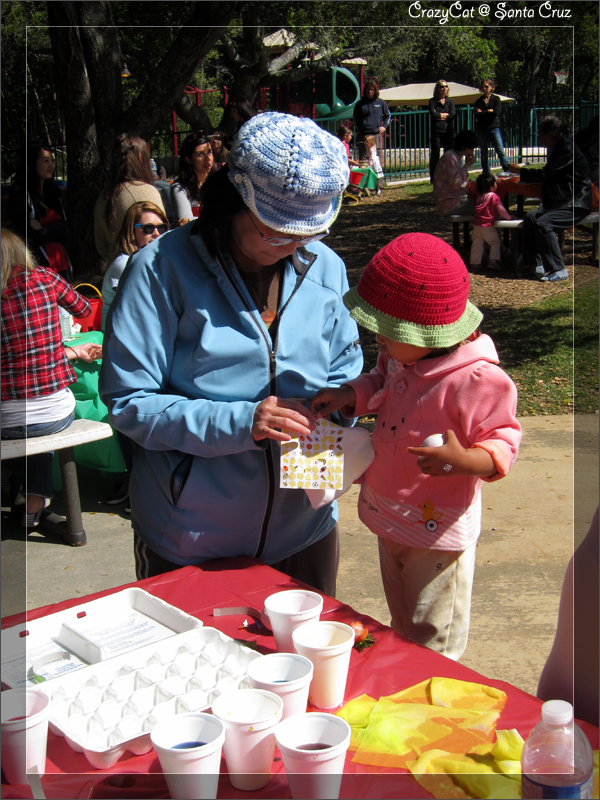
[1,588,203,689]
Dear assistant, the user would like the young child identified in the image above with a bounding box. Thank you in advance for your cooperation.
[310,232,521,661]
[363,134,384,194]
[470,171,511,270]
[336,126,360,167]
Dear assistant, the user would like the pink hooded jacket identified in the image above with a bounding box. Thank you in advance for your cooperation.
[343,334,522,550]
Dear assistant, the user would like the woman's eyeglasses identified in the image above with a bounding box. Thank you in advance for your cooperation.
[135,223,169,235]
[246,210,328,246]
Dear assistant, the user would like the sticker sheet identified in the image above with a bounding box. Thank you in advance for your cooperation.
[280,418,344,490]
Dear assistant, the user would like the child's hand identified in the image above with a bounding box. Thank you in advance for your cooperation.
[309,385,356,419]
[407,429,496,478]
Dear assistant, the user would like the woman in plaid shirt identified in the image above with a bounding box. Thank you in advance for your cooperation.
[1,230,92,527]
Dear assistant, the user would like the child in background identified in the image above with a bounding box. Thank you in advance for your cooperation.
[336,126,360,167]
[470,172,511,270]
[310,233,521,661]
[364,134,384,194]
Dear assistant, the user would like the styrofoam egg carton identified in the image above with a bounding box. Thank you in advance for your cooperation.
[41,627,262,769]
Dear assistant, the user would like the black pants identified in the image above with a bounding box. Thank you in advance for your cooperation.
[522,206,590,274]
[134,524,340,596]
[430,129,454,181]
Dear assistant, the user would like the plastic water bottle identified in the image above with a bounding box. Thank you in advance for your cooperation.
[58,306,72,338]
[521,700,593,799]
[150,157,158,180]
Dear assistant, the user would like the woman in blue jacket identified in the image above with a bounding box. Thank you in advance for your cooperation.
[99,113,363,596]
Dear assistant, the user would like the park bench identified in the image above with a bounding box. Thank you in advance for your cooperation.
[1,419,113,547]
[494,219,524,272]
[448,214,473,251]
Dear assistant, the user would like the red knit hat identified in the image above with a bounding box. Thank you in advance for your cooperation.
[343,232,483,347]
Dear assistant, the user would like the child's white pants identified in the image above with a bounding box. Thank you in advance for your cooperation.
[377,537,477,661]
[470,225,501,264]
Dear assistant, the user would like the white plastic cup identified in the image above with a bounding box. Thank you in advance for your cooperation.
[262,590,323,653]
[150,712,224,800]
[292,622,355,710]
[1,688,50,785]
[211,689,283,791]
[275,712,352,800]
[246,653,314,720]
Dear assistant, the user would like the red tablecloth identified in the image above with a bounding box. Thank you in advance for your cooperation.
[2,559,598,799]
[495,176,543,205]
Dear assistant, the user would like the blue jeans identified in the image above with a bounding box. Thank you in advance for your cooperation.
[1,411,75,500]
[477,127,509,173]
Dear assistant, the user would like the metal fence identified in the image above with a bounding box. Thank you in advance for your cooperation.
[318,100,599,181]
[2,100,597,188]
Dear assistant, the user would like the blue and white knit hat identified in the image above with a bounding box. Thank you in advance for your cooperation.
[227,112,349,235]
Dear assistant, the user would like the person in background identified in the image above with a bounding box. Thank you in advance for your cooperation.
[99,112,363,596]
[573,115,599,186]
[470,172,511,271]
[537,507,599,728]
[94,133,165,270]
[1,229,91,528]
[433,129,479,216]
[429,79,456,183]
[310,233,521,661]
[473,79,510,174]
[210,131,230,171]
[364,134,384,195]
[8,141,73,278]
[353,80,390,163]
[101,201,169,510]
[170,131,214,227]
[508,115,592,282]
[336,126,360,167]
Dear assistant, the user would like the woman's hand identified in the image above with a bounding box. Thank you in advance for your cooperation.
[29,219,42,231]
[508,163,521,174]
[309,385,356,419]
[440,112,448,120]
[407,429,496,478]
[178,218,190,227]
[464,153,476,169]
[67,342,103,362]
[252,396,317,443]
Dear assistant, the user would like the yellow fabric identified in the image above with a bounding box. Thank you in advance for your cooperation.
[337,678,600,799]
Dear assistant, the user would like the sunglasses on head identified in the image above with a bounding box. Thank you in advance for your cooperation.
[134,222,169,235]
[185,131,208,145]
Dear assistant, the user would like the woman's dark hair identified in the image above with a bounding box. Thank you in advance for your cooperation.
[197,166,246,257]
[481,78,496,91]
[104,133,154,225]
[337,126,352,140]
[454,129,479,152]
[476,172,496,194]
[539,115,564,140]
[15,141,62,213]
[176,131,211,204]
[362,81,379,100]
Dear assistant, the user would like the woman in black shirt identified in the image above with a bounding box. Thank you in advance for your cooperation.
[474,79,510,173]
[428,80,456,182]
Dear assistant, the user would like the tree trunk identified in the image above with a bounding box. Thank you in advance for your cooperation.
[47,1,104,275]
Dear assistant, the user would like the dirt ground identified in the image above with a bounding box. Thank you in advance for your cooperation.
[328,184,598,372]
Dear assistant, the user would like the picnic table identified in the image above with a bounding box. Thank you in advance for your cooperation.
[2,559,598,799]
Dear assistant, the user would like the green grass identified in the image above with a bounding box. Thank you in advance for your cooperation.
[481,278,599,416]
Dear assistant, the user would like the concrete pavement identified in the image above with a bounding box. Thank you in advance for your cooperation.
[2,414,598,698]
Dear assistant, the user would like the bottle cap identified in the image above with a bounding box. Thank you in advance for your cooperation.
[541,699,573,725]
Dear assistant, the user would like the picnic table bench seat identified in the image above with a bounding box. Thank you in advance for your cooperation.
[1,419,113,547]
